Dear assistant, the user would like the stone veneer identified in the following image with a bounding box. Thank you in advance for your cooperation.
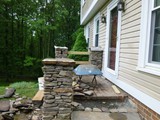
[89,47,103,70]
[54,46,68,58]
[42,58,75,120]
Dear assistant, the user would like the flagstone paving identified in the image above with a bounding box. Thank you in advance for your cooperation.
[71,111,142,120]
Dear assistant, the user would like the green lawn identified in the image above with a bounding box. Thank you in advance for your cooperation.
[0,79,38,99]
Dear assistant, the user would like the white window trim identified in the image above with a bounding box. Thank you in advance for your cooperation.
[93,13,100,47]
[84,23,90,43]
[138,0,160,76]
[81,0,86,7]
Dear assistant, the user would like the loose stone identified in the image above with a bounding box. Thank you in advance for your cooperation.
[85,107,92,112]
[93,108,102,112]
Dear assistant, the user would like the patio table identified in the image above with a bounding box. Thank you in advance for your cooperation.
[73,64,102,86]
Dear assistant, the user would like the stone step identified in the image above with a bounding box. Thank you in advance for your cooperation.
[73,98,137,113]
[71,111,141,120]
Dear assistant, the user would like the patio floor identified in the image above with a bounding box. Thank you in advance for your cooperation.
[74,76,127,100]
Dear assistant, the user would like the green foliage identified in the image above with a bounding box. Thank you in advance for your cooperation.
[69,28,88,61]
[23,56,42,77]
[24,56,37,67]
[0,0,80,80]
[0,86,6,97]
[0,80,38,99]
[72,32,87,51]
[71,28,84,45]
[9,81,38,89]
[12,81,38,98]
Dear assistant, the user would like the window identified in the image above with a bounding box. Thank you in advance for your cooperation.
[94,17,99,47]
[138,0,160,75]
[150,1,160,63]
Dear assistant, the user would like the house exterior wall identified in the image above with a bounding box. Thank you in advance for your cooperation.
[119,0,160,101]
[81,0,160,118]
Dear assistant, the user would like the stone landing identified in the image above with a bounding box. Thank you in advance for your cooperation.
[71,111,142,120]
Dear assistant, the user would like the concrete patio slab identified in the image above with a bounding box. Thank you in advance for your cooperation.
[71,111,141,120]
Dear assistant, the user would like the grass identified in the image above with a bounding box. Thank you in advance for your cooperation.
[0,79,38,99]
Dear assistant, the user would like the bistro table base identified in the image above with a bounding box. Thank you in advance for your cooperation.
[78,75,98,86]
[74,64,102,87]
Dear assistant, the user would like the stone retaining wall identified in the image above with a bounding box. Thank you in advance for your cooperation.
[42,58,75,120]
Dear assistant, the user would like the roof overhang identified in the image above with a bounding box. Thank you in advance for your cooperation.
[81,0,109,25]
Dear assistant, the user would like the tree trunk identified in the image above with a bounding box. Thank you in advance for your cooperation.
[4,5,9,81]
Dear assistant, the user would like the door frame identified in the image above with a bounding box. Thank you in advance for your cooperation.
[103,0,122,78]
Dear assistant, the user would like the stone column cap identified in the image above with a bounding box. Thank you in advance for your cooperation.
[89,47,103,51]
[42,58,75,66]
[54,46,68,49]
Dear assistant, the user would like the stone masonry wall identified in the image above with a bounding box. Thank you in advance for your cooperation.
[89,47,103,70]
[42,58,75,120]
[55,46,68,58]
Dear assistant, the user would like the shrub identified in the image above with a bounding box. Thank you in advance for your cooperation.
[69,28,88,61]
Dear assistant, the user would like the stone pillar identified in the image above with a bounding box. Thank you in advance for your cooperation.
[42,58,75,120]
[89,47,103,70]
[54,46,68,58]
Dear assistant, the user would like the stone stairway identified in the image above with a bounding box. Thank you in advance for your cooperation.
[71,76,142,120]
[73,98,137,112]
[72,76,134,113]
[71,97,142,120]
[71,111,141,120]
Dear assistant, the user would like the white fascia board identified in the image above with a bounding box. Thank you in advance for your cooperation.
[81,0,108,25]
[103,73,160,115]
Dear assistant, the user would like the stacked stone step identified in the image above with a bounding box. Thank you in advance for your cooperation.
[42,58,75,120]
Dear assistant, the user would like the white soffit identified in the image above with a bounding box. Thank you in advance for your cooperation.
[81,0,108,25]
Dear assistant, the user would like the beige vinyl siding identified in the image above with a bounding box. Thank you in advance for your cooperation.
[99,4,108,68]
[119,0,160,101]
[89,20,93,48]
[99,5,107,49]
[120,37,140,44]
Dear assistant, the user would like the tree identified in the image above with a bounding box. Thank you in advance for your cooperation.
[0,0,81,80]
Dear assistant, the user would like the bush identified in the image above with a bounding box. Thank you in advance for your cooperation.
[69,28,88,61]
[71,28,84,44]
